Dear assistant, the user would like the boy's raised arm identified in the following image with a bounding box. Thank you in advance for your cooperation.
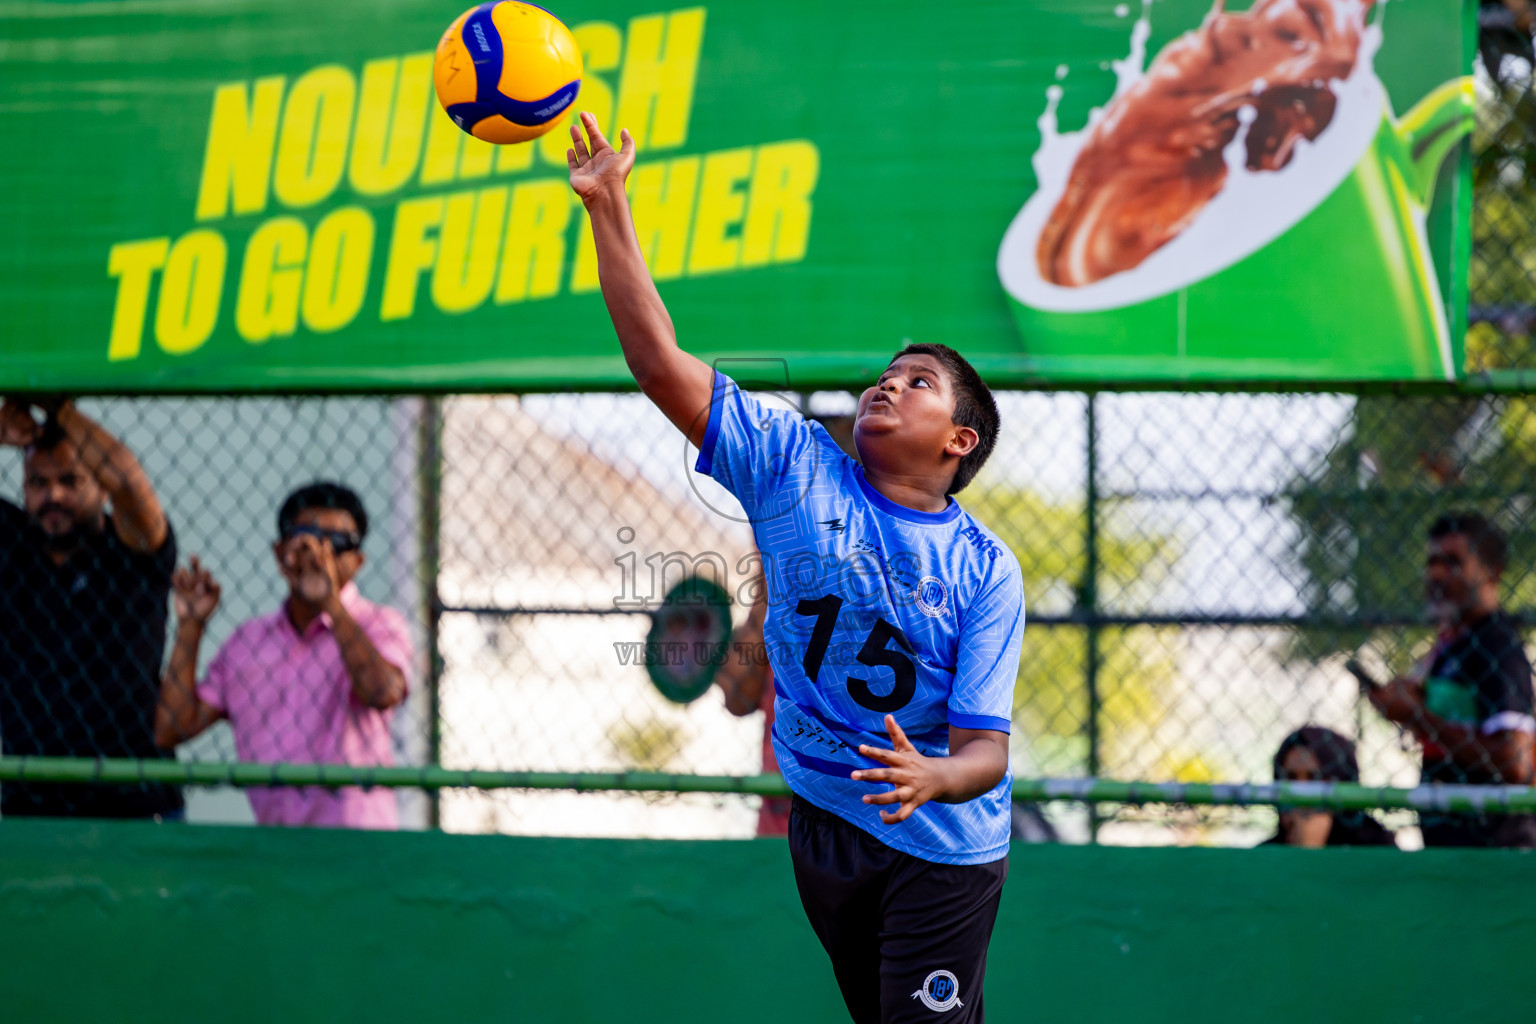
[567,111,715,446]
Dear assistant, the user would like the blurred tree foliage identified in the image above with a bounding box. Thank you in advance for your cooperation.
[969,487,1204,781]
[1468,10,1536,371]
[1288,33,1536,670]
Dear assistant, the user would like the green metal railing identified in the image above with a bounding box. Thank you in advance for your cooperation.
[5,758,1535,815]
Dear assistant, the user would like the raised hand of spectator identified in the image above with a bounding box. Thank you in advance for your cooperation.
[285,532,342,609]
[172,556,222,626]
[0,399,39,447]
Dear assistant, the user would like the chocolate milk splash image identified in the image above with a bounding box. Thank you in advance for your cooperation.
[1040,0,1377,287]
[998,0,1389,313]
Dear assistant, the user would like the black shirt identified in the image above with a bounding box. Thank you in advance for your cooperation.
[1260,812,1397,848]
[0,500,183,818]
[1419,611,1536,848]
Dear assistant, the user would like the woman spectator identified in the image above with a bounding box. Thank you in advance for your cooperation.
[1260,726,1397,848]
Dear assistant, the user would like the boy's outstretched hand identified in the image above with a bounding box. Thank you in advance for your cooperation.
[562,107,713,447]
[567,111,635,206]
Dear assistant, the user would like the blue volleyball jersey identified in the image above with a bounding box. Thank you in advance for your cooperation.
[696,373,1025,865]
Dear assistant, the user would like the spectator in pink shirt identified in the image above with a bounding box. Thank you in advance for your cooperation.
[154,482,412,829]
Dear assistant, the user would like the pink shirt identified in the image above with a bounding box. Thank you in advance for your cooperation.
[198,583,413,829]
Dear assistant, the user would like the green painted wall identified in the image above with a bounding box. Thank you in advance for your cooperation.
[0,819,1532,1023]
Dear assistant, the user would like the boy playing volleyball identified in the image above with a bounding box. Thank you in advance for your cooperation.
[568,112,1023,1023]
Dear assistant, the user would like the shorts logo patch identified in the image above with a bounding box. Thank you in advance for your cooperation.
[915,576,947,617]
[912,970,963,1012]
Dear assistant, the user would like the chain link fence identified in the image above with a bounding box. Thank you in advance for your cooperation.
[2,17,1534,847]
[1469,0,1536,372]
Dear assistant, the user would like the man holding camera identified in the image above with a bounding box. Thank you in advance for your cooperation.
[155,481,412,829]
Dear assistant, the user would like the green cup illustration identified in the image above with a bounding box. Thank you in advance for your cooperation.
[998,71,1475,383]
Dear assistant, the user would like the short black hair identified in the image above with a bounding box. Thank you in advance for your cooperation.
[888,343,999,495]
[1273,725,1360,783]
[277,481,369,540]
[1429,510,1506,574]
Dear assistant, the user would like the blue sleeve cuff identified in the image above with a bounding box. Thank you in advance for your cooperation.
[948,711,1011,734]
[693,370,726,476]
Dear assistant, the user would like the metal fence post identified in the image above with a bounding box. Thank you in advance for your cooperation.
[1082,393,1102,843]
[418,396,445,828]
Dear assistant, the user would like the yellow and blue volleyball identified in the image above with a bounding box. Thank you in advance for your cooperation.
[433,2,583,144]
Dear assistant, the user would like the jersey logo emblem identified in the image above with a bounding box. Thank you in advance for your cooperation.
[821,518,846,533]
[912,970,963,1012]
[915,576,947,617]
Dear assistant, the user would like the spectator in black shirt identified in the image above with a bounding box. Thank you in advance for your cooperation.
[1368,512,1536,847]
[0,398,183,819]
[1260,726,1395,848]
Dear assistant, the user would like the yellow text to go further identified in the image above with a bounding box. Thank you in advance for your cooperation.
[104,140,819,361]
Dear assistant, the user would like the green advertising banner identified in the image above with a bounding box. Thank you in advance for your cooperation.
[0,0,1473,392]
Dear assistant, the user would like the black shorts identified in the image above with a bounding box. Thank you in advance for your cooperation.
[788,796,1008,1024]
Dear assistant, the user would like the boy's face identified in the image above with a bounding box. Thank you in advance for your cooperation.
[853,353,975,471]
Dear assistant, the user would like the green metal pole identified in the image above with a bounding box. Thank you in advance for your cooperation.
[418,396,445,828]
[1010,776,1536,814]
[2,758,1530,814]
[1082,393,1102,843]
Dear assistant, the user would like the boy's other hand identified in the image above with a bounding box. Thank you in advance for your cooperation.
[567,111,635,206]
[853,715,945,824]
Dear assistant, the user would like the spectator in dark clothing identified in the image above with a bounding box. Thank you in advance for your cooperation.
[1368,512,1536,847]
[1260,726,1395,848]
[0,398,182,819]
